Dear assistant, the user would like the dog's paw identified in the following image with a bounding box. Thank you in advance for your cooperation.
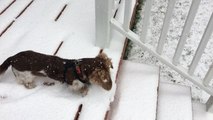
[69,80,89,97]
[71,80,85,91]
[0,95,7,100]
[24,82,36,89]
[80,86,89,97]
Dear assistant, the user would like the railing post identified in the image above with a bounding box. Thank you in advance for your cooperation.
[123,0,132,31]
[206,96,213,113]
[140,0,153,43]
[95,0,113,48]
[157,0,176,54]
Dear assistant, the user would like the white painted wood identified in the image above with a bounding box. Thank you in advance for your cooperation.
[140,0,153,43]
[173,0,202,65]
[111,18,213,96]
[123,0,132,31]
[95,0,113,48]
[157,0,176,54]
[188,13,213,75]
[203,64,213,86]
[206,96,213,113]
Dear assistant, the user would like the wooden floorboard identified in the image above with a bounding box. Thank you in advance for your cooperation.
[0,0,137,119]
[0,0,16,15]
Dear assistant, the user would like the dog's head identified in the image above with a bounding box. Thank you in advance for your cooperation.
[96,49,113,69]
[88,50,113,90]
[89,68,112,90]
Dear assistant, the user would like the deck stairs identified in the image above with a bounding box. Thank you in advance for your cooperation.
[107,60,193,120]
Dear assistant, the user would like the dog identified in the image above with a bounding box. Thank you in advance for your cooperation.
[0,50,113,96]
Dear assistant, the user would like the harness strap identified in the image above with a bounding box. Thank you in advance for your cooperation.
[63,60,87,84]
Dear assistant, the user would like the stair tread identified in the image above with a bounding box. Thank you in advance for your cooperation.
[157,83,192,120]
[193,101,213,120]
[110,60,159,120]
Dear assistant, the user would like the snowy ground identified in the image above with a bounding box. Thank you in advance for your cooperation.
[127,0,213,102]
[0,0,136,119]
[110,60,159,120]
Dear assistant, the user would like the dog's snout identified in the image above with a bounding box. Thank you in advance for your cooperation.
[101,78,112,91]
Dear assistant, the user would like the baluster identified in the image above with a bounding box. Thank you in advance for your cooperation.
[188,13,213,75]
[173,0,202,65]
[140,0,154,43]
[157,0,176,55]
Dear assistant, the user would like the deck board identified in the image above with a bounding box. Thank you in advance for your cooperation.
[0,0,14,13]
[0,0,31,36]
[0,0,137,120]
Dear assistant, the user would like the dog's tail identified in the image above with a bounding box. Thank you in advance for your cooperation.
[0,57,12,75]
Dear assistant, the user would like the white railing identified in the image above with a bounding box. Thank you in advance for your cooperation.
[95,0,213,112]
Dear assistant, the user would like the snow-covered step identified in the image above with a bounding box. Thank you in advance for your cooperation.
[157,83,192,120]
[193,101,213,120]
[108,60,159,120]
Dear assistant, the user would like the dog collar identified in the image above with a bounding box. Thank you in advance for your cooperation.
[63,60,87,84]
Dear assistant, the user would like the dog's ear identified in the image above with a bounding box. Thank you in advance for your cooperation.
[99,49,103,54]
[96,50,107,59]
[96,49,113,69]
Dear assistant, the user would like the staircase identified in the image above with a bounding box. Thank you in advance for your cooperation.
[107,60,204,120]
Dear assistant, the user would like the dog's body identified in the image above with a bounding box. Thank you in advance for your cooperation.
[0,50,113,95]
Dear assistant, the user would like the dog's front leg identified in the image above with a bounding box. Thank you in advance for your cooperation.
[70,80,88,96]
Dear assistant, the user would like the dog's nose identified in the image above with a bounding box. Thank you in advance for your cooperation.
[102,80,112,91]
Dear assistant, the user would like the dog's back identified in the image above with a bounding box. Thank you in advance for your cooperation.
[0,51,67,80]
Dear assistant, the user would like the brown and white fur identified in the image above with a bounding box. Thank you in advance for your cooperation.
[0,50,113,96]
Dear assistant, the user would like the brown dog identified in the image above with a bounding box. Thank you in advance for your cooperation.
[0,50,113,96]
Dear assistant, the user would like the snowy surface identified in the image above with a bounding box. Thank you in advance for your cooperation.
[128,0,213,102]
[157,82,192,120]
[0,0,136,119]
[193,101,213,120]
[109,60,159,120]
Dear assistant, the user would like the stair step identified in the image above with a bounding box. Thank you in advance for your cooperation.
[193,101,213,120]
[109,60,159,120]
[157,83,192,120]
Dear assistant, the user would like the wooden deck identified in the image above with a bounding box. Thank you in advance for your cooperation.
[0,0,137,120]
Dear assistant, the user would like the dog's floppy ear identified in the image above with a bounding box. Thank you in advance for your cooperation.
[99,49,103,54]
[97,49,113,69]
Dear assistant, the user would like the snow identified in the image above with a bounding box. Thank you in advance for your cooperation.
[0,0,136,119]
[193,101,213,120]
[128,0,213,102]
[157,82,192,120]
[109,60,159,120]
[0,0,14,12]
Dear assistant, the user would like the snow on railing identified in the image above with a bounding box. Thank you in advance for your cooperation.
[95,0,213,112]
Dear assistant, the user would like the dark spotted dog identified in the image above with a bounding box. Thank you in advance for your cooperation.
[0,50,113,96]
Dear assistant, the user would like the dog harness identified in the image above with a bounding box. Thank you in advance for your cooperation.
[63,60,87,84]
